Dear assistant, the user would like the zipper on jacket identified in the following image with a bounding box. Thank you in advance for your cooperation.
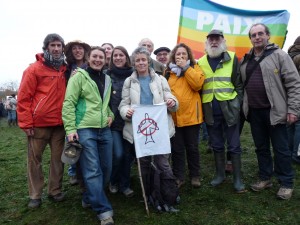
[33,96,46,115]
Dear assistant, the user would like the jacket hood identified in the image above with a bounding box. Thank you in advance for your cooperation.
[288,44,300,53]
[35,53,45,62]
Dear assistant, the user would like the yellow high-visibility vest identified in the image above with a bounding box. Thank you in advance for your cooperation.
[198,51,237,103]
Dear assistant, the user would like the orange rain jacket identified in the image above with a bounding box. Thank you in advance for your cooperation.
[166,64,205,127]
[17,53,67,129]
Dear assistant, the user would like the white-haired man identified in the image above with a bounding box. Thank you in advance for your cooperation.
[198,29,245,193]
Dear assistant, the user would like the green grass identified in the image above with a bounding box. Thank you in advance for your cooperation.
[1,117,300,225]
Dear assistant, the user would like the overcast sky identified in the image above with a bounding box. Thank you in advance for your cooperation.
[0,0,298,85]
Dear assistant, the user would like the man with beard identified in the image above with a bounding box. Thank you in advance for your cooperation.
[17,33,67,208]
[198,29,245,193]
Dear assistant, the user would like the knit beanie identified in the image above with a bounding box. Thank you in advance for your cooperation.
[294,36,300,45]
[43,33,65,50]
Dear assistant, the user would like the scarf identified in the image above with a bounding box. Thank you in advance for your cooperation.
[169,60,190,77]
[43,50,65,70]
[110,64,133,78]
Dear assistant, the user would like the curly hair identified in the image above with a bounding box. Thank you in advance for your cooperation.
[65,44,89,65]
[167,43,196,67]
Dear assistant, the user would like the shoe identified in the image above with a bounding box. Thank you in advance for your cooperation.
[28,199,41,208]
[109,183,118,194]
[277,187,293,200]
[82,200,91,208]
[176,179,185,188]
[191,177,201,188]
[69,175,78,185]
[250,180,272,192]
[100,217,114,225]
[123,188,134,198]
[48,192,65,202]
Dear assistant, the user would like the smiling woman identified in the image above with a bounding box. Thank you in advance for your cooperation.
[62,46,115,224]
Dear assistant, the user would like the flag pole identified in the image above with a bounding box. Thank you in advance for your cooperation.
[137,158,150,216]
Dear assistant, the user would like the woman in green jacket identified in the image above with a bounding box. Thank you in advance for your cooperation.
[62,46,115,225]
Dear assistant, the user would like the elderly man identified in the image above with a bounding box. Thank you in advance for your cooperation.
[154,46,171,66]
[198,30,245,193]
[17,33,67,208]
[138,38,165,75]
[240,23,300,200]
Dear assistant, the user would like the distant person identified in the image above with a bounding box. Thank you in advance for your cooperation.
[154,47,171,66]
[102,43,114,70]
[240,23,300,200]
[287,36,300,164]
[62,46,114,225]
[164,43,205,188]
[106,46,135,197]
[138,38,165,75]
[64,40,91,186]
[5,94,17,126]
[17,33,67,208]
[198,29,245,193]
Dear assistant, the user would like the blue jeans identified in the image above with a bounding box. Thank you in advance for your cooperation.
[249,108,294,188]
[7,110,16,122]
[287,120,300,164]
[111,131,134,192]
[77,127,113,218]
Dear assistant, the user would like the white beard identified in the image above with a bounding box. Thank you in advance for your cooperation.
[205,41,227,58]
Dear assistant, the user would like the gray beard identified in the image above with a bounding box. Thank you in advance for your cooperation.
[205,42,227,58]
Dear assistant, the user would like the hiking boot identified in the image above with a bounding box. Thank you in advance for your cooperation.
[109,183,118,194]
[191,177,201,188]
[69,175,78,185]
[176,179,185,188]
[250,180,272,192]
[28,199,41,208]
[123,188,134,198]
[100,217,114,225]
[48,192,65,202]
[277,187,293,200]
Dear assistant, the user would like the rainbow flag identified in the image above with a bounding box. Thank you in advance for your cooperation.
[177,0,290,60]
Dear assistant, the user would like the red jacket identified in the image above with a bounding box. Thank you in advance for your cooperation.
[17,53,67,129]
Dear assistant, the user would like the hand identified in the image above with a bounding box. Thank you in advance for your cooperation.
[71,69,78,77]
[126,108,134,119]
[23,128,34,136]
[67,133,79,142]
[175,56,187,68]
[287,113,298,124]
[107,117,113,127]
[166,99,176,108]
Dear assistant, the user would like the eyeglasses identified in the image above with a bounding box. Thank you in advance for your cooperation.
[250,32,266,38]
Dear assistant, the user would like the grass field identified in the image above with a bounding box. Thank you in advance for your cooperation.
[1,117,300,225]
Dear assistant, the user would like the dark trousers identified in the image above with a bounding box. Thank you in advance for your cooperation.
[249,108,294,188]
[207,114,241,154]
[171,124,200,181]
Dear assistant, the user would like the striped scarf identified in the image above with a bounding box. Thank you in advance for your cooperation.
[43,50,65,70]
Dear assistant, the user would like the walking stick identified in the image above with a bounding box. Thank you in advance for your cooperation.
[137,158,150,216]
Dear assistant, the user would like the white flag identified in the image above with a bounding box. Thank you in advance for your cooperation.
[132,103,171,158]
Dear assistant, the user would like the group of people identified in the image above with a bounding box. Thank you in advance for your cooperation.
[16,22,300,224]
